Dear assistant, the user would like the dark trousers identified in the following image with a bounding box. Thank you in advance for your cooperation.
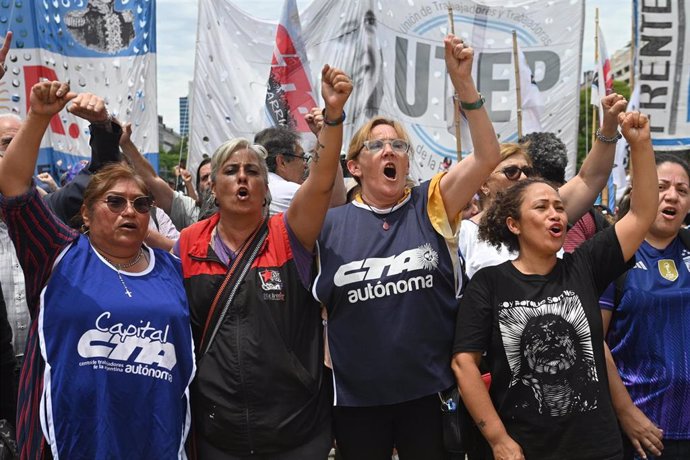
[196,423,332,460]
[333,393,450,460]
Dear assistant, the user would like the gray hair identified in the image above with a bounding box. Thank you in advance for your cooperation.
[209,138,272,216]
[210,138,269,185]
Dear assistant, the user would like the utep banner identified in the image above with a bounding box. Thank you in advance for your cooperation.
[634,0,690,151]
[190,0,584,181]
[0,0,158,174]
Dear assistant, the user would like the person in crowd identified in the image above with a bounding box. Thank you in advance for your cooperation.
[521,131,612,252]
[459,93,628,279]
[0,80,195,459]
[254,108,346,215]
[311,35,500,459]
[122,132,213,230]
[0,91,122,382]
[452,110,658,460]
[177,65,351,459]
[600,152,690,460]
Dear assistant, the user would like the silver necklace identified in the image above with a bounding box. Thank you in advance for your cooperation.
[363,201,396,231]
[103,249,144,298]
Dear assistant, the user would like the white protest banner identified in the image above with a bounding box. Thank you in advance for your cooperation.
[634,0,690,151]
[0,0,158,174]
[190,0,584,181]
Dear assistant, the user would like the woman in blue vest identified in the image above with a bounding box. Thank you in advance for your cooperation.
[452,111,658,460]
[0,81,195,459]
[600,152,690,460]
[312,35,500,459]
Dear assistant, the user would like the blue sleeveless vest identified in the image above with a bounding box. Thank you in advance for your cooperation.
[39,236,195,459]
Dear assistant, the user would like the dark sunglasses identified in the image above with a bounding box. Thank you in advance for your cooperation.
[497,165,534,181]
[103,195,153,214]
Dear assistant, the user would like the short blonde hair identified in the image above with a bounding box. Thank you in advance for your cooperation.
[346,117,413,184]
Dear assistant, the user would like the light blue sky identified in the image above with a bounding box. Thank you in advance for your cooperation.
[156,0,633,132]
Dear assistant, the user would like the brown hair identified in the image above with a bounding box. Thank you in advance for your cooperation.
[479,178,557,253]
[77,163,150,229]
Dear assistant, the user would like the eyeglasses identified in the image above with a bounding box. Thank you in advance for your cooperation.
[103,195,153,214]
[281,152,309,163]
[362,138,410,154]
[496,165,534,181]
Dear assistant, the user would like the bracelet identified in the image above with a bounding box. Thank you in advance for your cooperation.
[595,128,622,144]
[459,93,485,111]
[321,108,346,126]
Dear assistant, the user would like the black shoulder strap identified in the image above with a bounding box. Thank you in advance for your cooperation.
[198,219,269,358]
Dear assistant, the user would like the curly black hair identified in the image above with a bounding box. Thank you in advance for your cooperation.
[478,178,559,253]
[520,132,568,185]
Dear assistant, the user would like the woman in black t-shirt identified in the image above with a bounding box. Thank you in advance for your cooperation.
[452,111,658,460]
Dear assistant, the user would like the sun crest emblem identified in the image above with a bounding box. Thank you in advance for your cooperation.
[416,243,439,271]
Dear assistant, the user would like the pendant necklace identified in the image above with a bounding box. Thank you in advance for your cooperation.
[102,248,144,298]
[363,201,396,231]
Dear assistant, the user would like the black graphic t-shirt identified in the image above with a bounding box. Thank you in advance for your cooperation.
[454,226,632,460]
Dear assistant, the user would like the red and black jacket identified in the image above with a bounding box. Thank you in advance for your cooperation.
[178,213,329,455]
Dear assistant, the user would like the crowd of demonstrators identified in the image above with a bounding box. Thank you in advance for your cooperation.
[599,152,690,460]
[453,111,659,460]
[0,28,686,460]
[312,35,500,459]
[177,64,351,458]
[254,107,347,215]
[459,93,629,280]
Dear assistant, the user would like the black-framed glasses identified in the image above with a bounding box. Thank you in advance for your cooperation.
[496,165,533,181]
[103,195,153,214]
[362,138,410,154]
[281,152,309,163]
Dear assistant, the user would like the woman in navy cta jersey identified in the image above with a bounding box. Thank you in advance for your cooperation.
[600,153,690,460]
[312,34,500,459]
[0,81,195,459]
[452,111,658,460]
[177,65,352,459]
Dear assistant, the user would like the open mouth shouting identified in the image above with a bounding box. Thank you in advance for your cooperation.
[383,162,397,181]
[548,222,564,238]
[119,221,138,231]
[660,206,677,220]
[237,186,249,200]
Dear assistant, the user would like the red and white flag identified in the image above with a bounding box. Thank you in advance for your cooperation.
[591,24,613,121]
[264,0,317,133]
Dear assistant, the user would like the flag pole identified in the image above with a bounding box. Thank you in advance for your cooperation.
[448,6,462,162]
[591,8,599,150]
[593,8,609,208]
[512,30,523,140]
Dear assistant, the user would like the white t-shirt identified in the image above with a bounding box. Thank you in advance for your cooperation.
[459,219,516,279]
[268,171,301,215]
